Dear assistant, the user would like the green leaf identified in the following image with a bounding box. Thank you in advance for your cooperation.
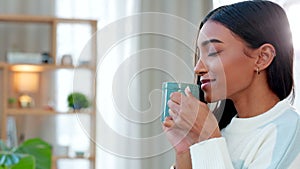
[0,141,9,151]
[67,92,89,109]
[15,138,51,169]
[9,154,20,165]
[0,153,21,166]
[0,154,6,165]
[11,155,35,169]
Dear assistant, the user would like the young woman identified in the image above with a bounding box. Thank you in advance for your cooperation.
[163,1,300,169]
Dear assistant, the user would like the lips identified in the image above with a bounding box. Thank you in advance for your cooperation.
[200,78,216,90]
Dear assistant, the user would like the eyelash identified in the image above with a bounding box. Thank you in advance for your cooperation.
[208,51,220,56]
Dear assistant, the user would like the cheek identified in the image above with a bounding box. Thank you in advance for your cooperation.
[202,50,255,102]
[223,55,254,96]
[203,59,228,102]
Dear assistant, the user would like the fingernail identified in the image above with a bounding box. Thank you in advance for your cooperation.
[186,86,191,92]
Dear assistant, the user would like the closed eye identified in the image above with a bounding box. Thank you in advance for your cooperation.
[208,51,220,56]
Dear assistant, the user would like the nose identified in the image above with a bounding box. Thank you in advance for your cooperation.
[194,59,208,76]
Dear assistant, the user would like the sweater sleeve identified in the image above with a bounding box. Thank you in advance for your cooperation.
[189,137,234,169]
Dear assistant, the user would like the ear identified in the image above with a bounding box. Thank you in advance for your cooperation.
[254,43,276,73]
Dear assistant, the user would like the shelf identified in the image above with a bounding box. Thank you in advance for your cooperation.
[41,64,96,71]
[0,14,97,169]
[0,62,7,68]
[7,108,55,115]
[7,108,93,115]
[51,156,95,169]
[52,156,95,161]
[0,15,97,24]
[0,15,53,23]
[7,63,95,72]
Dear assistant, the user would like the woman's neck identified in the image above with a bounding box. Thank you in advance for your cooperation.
[233,95,279,118]
[230,75,280,118]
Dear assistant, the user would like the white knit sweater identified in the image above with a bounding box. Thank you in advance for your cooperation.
[190,100,300,169]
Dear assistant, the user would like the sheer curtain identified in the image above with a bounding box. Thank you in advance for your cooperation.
[95,1,212,169]
[95,0,142,168]
[57,0,212,168]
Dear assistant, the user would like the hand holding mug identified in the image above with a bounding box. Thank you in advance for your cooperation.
[162,84,221,154]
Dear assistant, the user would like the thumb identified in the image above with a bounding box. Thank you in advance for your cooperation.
[185,86,193,97]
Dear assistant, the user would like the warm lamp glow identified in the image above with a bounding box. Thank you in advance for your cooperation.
[14,72,39,108]
[14,72,39,93]
[11,65,43,72]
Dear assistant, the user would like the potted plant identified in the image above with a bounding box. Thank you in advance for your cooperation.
[0,138,52,169]
[7,98,17,108]
[67,92,89,111]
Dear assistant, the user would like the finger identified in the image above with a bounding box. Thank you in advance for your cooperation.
[163,116,175,128]
[168,109,177,118]
[168,99,181,113]
[165,116,173,121]
[185,86,193,97]
[170,92,182,104]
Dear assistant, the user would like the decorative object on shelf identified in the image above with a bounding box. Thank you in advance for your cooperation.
[41,52,52,64]
[18,94,35,108]
[53,145,69,157]
[43,98,54,111]
[12,65,41,108]
[67,92,89,111]
[7,97,17,108]
[6,117,18,148]
[0,138,52,169]
[75,151,85,158]
[6,52,44,64]
[14,72,38,108]
[78,60,90,66]
[61,54,73,66]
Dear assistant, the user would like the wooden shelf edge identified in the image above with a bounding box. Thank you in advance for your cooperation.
[7,108,56,115]
[0,62,7,67]
[0,14,53,23]
[52,156,95,161]
[6,63,95,71]
[7,108,93,115]
[0,14,97,24]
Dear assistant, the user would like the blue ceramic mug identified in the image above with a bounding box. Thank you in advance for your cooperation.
[161,82,200,122]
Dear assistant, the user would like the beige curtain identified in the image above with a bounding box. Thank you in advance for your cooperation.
[96,0,212,169]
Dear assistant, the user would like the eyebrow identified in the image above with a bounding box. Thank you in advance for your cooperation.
[201,39,223,47]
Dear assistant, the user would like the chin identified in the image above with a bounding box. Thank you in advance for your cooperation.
[204,94,214,103]
[204,93,224,103]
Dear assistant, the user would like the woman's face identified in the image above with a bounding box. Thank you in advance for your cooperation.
[195,21,257,102]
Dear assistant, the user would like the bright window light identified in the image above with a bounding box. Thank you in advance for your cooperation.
[287,3,300,111]
[287,4,300,49]
[213,0,243,7]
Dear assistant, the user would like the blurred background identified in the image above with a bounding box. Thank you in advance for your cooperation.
[0,0,299,169]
